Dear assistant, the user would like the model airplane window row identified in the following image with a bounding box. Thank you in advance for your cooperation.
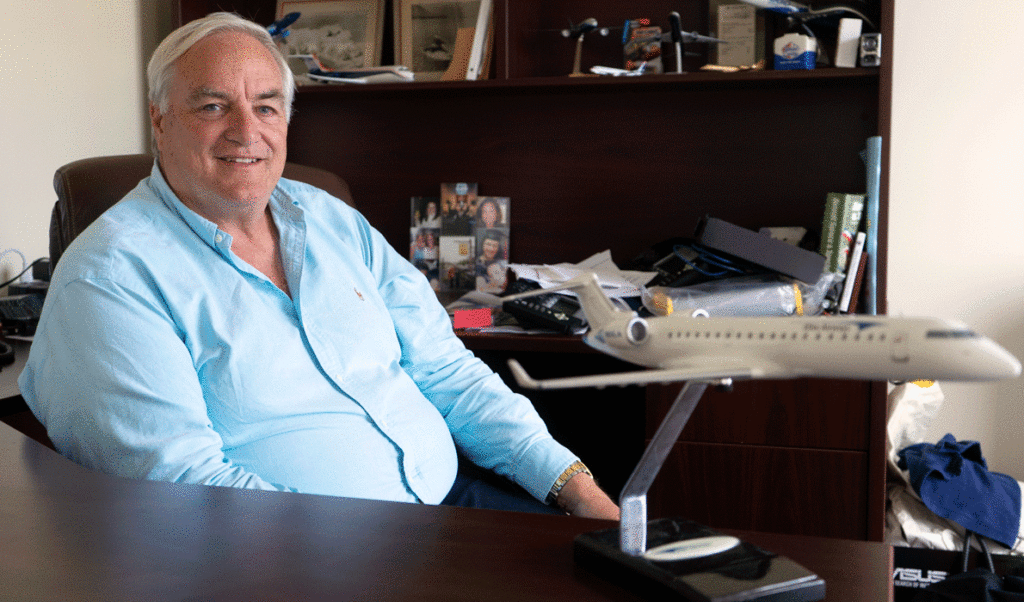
[665,329,893,342]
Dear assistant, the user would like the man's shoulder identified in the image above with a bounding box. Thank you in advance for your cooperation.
[54,179,188,284]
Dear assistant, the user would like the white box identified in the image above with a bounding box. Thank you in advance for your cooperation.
[774,33,816,70]
[835,18,863,68]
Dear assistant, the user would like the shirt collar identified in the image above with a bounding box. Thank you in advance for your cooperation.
[145,160,304,255]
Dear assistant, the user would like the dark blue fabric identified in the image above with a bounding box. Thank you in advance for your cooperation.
[898,434,1021,549]
[441,460,565,515]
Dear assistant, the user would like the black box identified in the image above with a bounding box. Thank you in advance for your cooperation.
[575,518,825,601]
[694,217,825,284]
[892,545,1024,601]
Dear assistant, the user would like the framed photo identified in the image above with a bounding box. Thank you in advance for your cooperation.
[395,0,487,80]
[277,0,385,82]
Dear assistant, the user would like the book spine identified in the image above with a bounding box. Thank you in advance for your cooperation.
[836,194,865,272]
[839,231,866,312]
[466,0,493,80]
[823,193,864,273]
[847,250,869,314]
[818,193,841,271]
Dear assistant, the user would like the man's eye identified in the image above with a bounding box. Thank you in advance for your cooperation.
[257,105,278,116]
[200,104,223,112]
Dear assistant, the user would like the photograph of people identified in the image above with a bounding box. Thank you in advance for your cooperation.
[440,182,476,235]
[475,229,508,294]
[475,197,508,230]
[411,197,441,229]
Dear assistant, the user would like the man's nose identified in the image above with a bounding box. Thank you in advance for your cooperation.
[225,107,260,146]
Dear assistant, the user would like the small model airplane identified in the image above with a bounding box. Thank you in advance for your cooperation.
[736,0,808,14]
[290,54,414,84]
[505,271,1022,390]
[665,11,726,73]
[561,17,610,40]
[561,18,609,77]
[590,64,647,77]
[736,0,877,29]
[267,12,301,41]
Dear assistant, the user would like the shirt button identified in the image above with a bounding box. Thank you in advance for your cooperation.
[214,234,224,244]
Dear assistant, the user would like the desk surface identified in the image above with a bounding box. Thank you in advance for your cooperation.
[0,423,892,601]
[0,338,29,401]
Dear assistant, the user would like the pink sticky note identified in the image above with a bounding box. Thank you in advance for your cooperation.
[454,308,492,329]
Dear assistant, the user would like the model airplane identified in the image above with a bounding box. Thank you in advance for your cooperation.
[267,12,301,41]
[736,0,877,29]
[666,11,726,73]
[290,54,414,84]
[505,271,1021,390]
[504,270,1020,561]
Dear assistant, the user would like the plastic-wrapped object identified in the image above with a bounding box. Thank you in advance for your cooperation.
[641,271,839,317]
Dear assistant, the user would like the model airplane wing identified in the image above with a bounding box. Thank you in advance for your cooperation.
[508,359,759,390]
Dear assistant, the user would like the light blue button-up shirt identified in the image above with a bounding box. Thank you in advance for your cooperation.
[20,164,577,504]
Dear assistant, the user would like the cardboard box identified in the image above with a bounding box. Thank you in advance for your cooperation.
[773,33,816,70]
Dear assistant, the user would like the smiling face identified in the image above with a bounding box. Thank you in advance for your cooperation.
[481,237,500,261]
[151,31,288,218]
[479,201,498,228]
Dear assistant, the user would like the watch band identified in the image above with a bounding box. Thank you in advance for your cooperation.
[547,460,592,504]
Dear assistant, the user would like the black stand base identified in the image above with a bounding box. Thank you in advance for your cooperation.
[574,519,825,602]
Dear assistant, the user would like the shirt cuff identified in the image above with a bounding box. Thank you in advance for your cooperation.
[512,438,580,503]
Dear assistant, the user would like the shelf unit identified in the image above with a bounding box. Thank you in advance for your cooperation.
[175,0,893,540]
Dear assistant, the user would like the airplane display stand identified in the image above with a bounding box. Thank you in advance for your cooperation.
[573,381,826,601]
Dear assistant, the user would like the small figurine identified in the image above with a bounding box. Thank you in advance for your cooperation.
[561,18,608,77]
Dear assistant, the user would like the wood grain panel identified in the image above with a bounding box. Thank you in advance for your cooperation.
[647,379,872,450]
[287,77,877,266]
[648,442,869,539]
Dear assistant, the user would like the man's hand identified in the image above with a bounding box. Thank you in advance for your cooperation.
[555,472,620,520]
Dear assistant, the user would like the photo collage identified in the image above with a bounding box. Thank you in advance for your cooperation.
[410,183,510,294]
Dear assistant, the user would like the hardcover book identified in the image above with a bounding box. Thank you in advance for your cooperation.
[819,192,865,273]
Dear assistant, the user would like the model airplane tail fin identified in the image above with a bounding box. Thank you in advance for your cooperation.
[502,272,629,329]
[291,54,327,72]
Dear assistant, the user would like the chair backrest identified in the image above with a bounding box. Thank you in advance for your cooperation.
[49,154,354,269]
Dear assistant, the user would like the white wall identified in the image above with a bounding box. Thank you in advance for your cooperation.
[0,0,171,279]
[889,2,1024,479]
[1,2,1022,477]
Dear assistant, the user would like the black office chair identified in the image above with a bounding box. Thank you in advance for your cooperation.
[10,155,355,451]
[49,153,354,269]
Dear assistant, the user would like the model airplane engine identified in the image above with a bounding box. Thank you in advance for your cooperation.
[626,317,650,345]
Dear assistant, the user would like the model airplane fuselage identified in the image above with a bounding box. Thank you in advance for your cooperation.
[290,54,414,84]
[506,273,1021,389]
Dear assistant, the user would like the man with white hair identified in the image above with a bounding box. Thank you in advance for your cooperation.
[21,13,619,519]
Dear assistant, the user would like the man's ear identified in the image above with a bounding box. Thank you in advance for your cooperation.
[150,103,164,136]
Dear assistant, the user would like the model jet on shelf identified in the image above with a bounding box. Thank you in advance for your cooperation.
[267,12,301,42]
[664,11,726,73]
[736,0,877,29]
[505,271,1021,390]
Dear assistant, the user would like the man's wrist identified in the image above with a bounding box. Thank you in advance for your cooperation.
[546,460,592,504]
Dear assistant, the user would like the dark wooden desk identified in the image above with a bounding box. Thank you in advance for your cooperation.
[0,338,53,448]
[0,423,891,601]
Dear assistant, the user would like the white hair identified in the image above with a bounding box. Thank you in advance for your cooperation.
[147,12,295,131]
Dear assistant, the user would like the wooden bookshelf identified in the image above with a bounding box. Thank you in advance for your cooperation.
[175,0,893,541]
